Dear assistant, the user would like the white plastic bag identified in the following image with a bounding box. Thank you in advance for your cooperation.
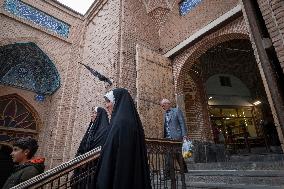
[182,138,193,159]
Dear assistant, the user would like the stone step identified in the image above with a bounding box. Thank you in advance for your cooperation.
[186,161,284,170]
[154,179,284,189]
[184,170,284,186]
[184,182,283,189]
[235,146,283,154]
[186,170,284,177]
[228,153,284,162]
[187,152,284,164]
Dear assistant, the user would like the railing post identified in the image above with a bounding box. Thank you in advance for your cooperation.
[169,152,176,189]
[178,152,186,189]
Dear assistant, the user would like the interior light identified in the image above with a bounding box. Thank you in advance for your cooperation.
[253,100,261,105]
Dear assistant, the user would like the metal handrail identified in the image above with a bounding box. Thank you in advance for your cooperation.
[10,138,186,189]
[11,146,101,189]
[146,138,186,189]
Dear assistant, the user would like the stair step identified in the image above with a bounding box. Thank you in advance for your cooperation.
[184,170,284,186]
[185,182,284,189]
[152,170,284,188]
[187,161,284,170]
[154,180,284,189]
[187,170,284,177]
[228,153,284,162]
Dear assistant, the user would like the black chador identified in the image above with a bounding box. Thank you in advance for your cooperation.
[72,107,110,189]
[94,88,152,189]
[76,107,109,156]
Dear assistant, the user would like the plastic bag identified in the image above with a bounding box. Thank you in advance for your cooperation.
[182,138,193,159]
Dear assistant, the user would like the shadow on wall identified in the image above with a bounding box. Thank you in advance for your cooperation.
[0,144,13,188]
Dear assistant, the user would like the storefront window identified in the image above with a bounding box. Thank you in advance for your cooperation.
[210,106,259,144]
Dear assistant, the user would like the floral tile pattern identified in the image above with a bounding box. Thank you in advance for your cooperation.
[0,42,60,95]
[180,0,202,16]
[4,0,70,38]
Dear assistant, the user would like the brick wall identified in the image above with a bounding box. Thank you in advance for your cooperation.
[172,16,249,94]
[1,0,283,166]
[160,0,239,53]
[118,0,160,97]
[0,86,51,152]
[121,0,240,96]
[183,71,209,140]
[241,0,284,150]
[0,0,85,167]
[171,16,249,141]
[136,45,174,138]
[200,39,267,102]
[257,0,284,72]
[71,0,121,158]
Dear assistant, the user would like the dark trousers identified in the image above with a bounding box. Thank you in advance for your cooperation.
[164,152,188,176]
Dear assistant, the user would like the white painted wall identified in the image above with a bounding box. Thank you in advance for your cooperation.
[206,74,252,106]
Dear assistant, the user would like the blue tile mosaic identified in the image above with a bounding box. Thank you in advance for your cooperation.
[35,94,45,102]
[0,42,61,95]
[179,0,203,16]
[4,0,70,38]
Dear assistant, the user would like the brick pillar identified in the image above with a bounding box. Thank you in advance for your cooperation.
[241,0,284,151]
[257,0,284,72]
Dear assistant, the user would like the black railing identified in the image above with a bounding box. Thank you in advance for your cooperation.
[11,147,101,189]
[11,139,186,189]
[146,138,186,189]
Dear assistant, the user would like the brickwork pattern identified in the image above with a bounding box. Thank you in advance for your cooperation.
[257,0,284,71]
[136,45,174,138]
[159,0,239,53]
[142,0,175,28]
[183,72,207,140]
[0,0,85,168]
[200,39,267,102]
[172,17,249,140]
[71,0,121,158]
[173,17,249,94]
[3,0,284,167]
[241,0,284,149]
[118,0,160,97]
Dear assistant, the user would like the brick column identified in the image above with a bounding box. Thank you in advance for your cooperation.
[241,0,284,151]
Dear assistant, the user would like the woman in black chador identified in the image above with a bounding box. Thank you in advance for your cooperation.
[94,88,152,189]
[72,107,109,189]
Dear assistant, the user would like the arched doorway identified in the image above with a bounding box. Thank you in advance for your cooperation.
[179,39,281,154]
[0,42,61,166]
[0,93,40,177]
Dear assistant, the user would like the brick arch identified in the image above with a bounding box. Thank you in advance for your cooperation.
[173,17,249,94]
[182,68,213,141]
[183,72,202,140]
[172,17,250,141]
